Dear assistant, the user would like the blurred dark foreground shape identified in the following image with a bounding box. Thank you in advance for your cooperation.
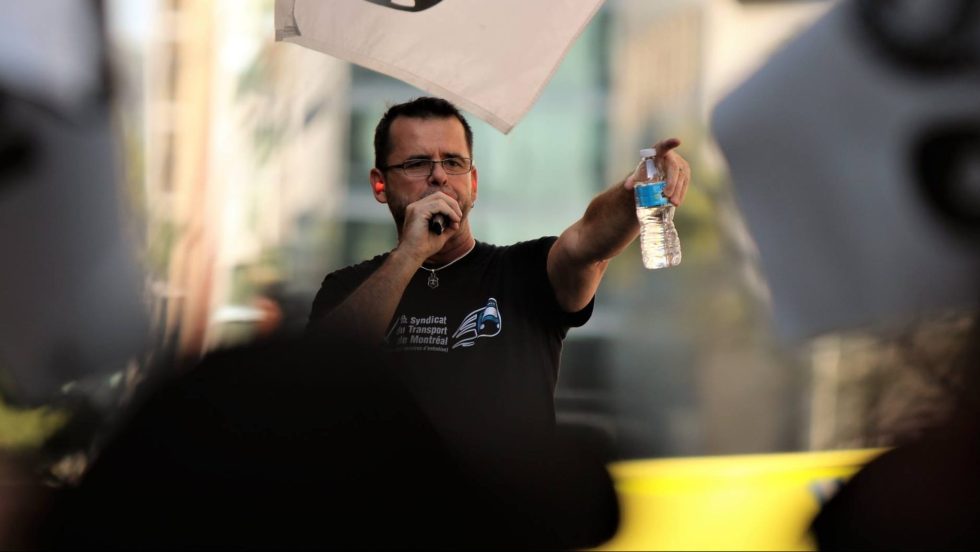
[809,323,980,550]
[713,0,980,549]
[30,335,618,550]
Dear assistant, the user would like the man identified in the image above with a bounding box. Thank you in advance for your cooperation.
[309,96,690,447]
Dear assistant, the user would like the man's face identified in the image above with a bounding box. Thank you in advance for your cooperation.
[371,116,478,231]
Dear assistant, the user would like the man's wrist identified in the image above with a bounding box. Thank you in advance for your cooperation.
[609,179,638,217]
[390,244,426,270]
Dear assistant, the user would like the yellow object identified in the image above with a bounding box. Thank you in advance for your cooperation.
[0,396,68,450]
[594,448,885,551]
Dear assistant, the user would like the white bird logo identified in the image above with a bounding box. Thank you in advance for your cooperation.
[451,297,502,349]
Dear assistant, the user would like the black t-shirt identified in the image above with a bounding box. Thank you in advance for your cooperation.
[308,237,593,451]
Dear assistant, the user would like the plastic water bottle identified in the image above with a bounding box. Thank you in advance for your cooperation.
[633,147,681,269]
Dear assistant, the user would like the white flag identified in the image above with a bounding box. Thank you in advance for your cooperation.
[275,0,605,133]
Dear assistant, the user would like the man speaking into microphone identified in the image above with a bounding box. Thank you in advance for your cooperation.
[307,96,690,449]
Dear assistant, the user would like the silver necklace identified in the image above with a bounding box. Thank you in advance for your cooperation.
[420,243,476,289]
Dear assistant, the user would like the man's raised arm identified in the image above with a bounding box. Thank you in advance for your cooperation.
[547,139,690,313]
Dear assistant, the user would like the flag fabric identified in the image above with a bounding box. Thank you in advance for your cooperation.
[275,0,605,133]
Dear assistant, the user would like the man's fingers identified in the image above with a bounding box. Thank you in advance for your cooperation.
[665,159,681,198]
[424,191,463,221]
[654,138,681,155]
[648,138,681,195]
[673,170,689,206]
[645,139,686,205]
[623,174,636,191]
[434,198,462,223]
[662,152,688,198]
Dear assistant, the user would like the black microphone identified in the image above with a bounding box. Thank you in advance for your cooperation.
[429,213,446,235]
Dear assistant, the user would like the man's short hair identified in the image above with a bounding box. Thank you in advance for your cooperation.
[373,97,474,171]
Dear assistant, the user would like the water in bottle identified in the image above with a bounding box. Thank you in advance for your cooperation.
[633,147,681,269]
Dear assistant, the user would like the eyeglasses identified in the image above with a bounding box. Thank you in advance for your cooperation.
[383,157,473,177]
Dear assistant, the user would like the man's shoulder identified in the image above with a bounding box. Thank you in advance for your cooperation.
[309,252,390,325]
[323,252,390,281]
[493,236,559,259]
[468,237,557,279]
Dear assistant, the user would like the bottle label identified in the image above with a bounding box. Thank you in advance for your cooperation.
[635,180,669,208]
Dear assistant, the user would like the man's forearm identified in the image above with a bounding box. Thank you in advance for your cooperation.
[310,248,420,345]
[547,181,640,312]
[571,180,640,264]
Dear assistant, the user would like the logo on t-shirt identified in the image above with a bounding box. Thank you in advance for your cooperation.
[451,297,502,349]
[385,297,502,353]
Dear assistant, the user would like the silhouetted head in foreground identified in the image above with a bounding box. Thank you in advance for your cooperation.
[33,336,618,550]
